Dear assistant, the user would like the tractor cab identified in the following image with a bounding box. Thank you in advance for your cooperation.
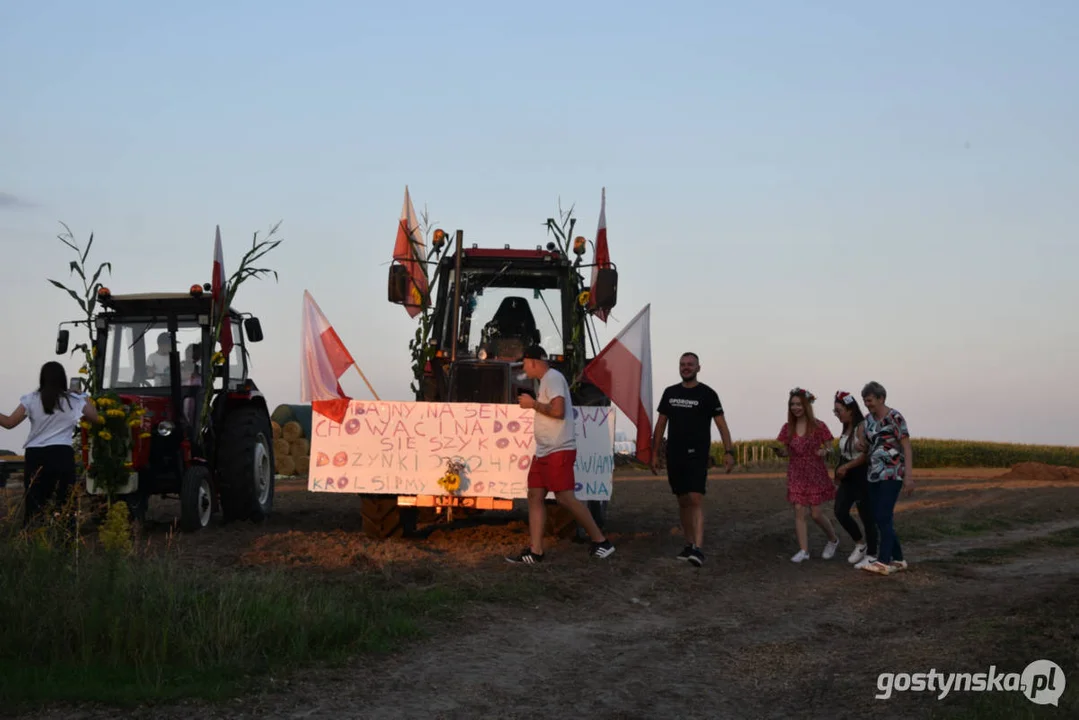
[55,284,276,532]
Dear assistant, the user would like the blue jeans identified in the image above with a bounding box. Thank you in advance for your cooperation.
[868,479,904,563]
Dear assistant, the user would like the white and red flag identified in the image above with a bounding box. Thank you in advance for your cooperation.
[301,290,357,424]
[581,304,653,463]
[212,225,234,357]
[393,185,429,318]
[588,187,612,323]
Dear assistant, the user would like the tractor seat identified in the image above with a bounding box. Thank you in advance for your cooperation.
[482,296,541,348]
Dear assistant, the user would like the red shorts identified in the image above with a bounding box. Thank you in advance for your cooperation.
[527,450,577,493]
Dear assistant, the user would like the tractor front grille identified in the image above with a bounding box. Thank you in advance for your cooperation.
[450,363,509,403]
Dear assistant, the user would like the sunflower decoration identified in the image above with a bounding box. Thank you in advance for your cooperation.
[83,391,148,499]
[437,458,467,495]
[211,351,226,366]
[577,290,591,307]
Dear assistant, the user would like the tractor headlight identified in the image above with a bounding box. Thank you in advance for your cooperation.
[157,421,175,437]
[478,348,488,361]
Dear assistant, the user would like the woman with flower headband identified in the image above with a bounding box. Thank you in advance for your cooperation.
[0,361,100,526]
[775,387,840,563]
[832,391,877,568]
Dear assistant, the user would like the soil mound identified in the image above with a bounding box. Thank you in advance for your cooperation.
[997,462,1079,483]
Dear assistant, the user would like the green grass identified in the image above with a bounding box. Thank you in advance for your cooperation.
[704,438,1079,469]
[934,526,1079,565]
[0,539,539,709]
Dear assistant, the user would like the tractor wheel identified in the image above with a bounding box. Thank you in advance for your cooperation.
[545,501,577,539]
[360,495,410,539]
[218,405,276,523]
[180,466,213,532]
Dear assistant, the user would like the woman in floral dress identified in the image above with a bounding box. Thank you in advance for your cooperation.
[775,388,840,563]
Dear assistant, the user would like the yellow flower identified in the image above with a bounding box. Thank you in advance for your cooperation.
[577,290,591,307]
[79,421,91,430]
[95,415,106,425]
[123,462,134,470]
[139,432,151,439]
[212,351,225,365]
[78,366,88,375]
[128,419,141,428]
[99,430,113,441]
[107,408,125,418]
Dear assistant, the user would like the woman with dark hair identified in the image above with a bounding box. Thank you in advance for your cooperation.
[832,391,877,567]
[0,361,99,525]
[775,388,840,563]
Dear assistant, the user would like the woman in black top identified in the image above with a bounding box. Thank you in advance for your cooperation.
[832,391,877,567]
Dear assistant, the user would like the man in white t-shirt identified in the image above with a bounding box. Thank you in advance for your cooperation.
[146,332,172,385]
[505,345,615,564]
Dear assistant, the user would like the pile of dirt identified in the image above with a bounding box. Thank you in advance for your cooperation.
[997,462,1079,483]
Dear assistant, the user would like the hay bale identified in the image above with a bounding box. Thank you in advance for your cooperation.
[290,438,310,457]
[282,421,303,442]
[272,421,282,440]
[274,438,291,457]
[294,453,310,475]
[275,454,296,476]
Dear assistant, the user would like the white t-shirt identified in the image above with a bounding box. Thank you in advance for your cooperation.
[19,390,88,449]
[147,351,170,383]
[533,368,575,457]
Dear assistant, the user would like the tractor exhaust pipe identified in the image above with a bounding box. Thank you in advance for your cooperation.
[450,229,463,362]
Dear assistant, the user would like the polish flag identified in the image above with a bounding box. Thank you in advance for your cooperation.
[588,187,612,323]
[301,290,356,424]
[212,225,234,357]
[581,304,653,463]
[393,185,429,318]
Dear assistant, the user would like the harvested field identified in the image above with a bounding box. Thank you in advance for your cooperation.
[5,462,1078,719]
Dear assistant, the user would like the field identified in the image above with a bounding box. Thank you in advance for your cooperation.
[3,452,1079,719]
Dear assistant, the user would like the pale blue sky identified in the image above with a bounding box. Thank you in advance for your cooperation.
[2,1,1077,451]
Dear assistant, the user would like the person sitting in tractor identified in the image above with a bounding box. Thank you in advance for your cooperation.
[146,332,171,386]
[181,343,202,428]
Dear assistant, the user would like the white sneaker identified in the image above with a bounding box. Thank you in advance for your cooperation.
[822,540,838,560]
[848,543,867,564]
[854,555,876,570]
[791,549,810,563]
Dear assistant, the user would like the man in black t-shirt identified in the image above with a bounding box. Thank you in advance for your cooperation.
[651,352,734,567]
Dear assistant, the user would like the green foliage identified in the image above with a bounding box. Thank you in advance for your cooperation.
[705,438,1079,469]
[98,501,132,556]
[48,222,113,393]
[406,205,451,398]
[0,539,527,708]
[83,393,147,501]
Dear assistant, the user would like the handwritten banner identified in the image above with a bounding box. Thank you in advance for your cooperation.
[307,401,615,501]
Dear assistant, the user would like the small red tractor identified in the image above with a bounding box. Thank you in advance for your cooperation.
[55,284,275,531]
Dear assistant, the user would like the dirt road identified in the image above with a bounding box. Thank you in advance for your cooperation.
[10,466,1079,719]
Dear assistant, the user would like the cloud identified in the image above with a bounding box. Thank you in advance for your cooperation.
[0,192,32,209]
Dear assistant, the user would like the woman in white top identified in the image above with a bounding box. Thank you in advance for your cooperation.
[0,361,100,525]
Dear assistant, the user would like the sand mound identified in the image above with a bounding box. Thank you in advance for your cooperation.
[997,462,1079,483]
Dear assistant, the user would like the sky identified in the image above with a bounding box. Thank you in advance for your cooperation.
[2,1,1077,452]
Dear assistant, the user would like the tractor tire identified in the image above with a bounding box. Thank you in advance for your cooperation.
[545,501,577,539]
[360,495,411,539]
[180,465,213,532]
[218,405,276,523]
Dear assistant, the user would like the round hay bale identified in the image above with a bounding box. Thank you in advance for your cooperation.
[282,421,303,442]
[275,454,296,476]
[271,421,282,440]
[270,404,296,426]
[290,438,310,457]
[274,438,291,457]
[294,453,310,475]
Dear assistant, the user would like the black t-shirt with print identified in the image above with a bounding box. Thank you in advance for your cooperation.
[657,382,724,458]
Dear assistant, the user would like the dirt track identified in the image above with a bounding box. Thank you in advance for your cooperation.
[9,466,1079,719]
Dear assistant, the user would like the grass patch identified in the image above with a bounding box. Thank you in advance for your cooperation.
[0,538,540,709]
[940,526,1079,566]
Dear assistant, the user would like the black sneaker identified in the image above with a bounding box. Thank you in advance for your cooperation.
[676,544,694,561]
[506,548,544,564]
[687,548,705,567]
[589,540,616,558]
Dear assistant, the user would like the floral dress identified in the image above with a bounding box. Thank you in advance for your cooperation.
[777,419,836,506]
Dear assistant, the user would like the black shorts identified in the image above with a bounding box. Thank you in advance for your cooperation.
[667,451,708,495]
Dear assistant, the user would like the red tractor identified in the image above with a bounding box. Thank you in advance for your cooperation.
[55,284,275,531]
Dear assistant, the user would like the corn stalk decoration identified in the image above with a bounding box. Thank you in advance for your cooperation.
[407,206,451,398]
[47,222,112,393]
[544,199,593,384]
[197,222,284,433]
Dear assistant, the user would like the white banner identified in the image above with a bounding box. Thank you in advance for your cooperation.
[307,401,615,501]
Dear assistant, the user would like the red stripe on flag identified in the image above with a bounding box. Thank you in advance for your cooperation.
[582,339,652,464]
[312,398,350,424]
[320,327,355,379]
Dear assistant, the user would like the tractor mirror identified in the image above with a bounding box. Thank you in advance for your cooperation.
[591,268,618,310]
[244,317,264,342]
[388,264,409,304]
[55,329,69,355]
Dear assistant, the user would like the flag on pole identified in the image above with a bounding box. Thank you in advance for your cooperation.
[581,304,653,463]
[588,187,612,323]
[301,290,356,424]
[393,185,429,318]
[212,225,234,357]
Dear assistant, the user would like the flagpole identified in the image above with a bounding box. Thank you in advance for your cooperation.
[351,364,380,401]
